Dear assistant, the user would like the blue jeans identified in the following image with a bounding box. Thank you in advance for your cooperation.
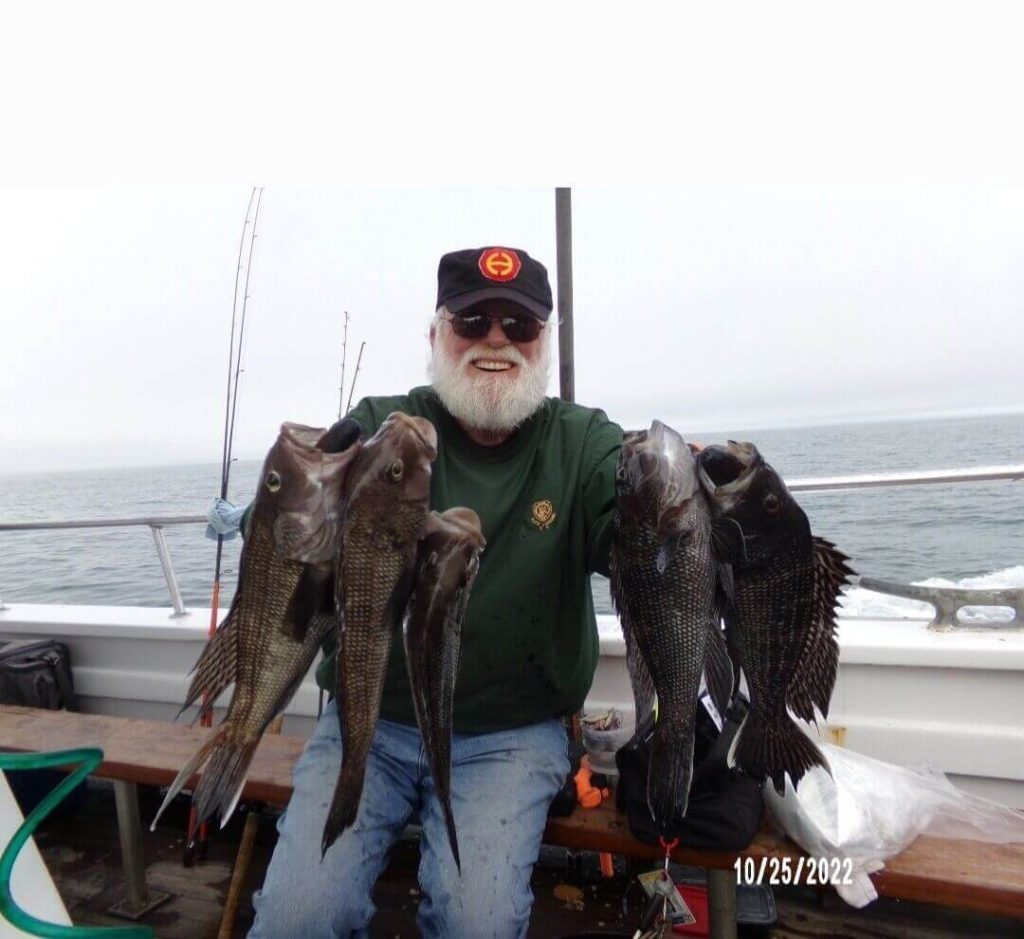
[248,701,569,939]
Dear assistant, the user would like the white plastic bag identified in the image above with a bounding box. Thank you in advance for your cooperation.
[763,743,1024,907]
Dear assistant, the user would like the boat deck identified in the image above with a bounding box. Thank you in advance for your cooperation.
[22,779,1021,938]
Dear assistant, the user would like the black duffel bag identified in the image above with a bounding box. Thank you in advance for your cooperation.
[615,694,763,851]
[0,639,85,814]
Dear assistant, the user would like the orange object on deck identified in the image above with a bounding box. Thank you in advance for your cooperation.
[574,755,603,809]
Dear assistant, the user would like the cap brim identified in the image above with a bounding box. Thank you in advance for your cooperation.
[445,288,551,321]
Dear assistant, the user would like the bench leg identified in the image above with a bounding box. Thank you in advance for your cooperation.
[707,868,737,939]
[107,780,171,920]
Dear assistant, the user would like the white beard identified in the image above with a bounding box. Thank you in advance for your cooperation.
[428,335,551,434]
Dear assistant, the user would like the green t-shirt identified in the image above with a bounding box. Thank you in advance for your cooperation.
[315,386,623,733]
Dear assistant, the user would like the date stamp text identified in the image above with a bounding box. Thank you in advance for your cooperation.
[734,856,854,886]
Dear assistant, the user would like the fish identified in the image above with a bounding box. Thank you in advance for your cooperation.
[697,440,855,794]
[609,420,735,828]
[322,411,438,856]
[403,507,485,872]
[151,421,360,838]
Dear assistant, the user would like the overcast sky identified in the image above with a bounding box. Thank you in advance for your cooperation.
[2,3,1023,473]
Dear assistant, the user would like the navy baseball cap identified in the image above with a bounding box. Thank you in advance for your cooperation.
[436,247,553,321]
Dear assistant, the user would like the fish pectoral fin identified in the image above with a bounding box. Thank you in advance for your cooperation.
[710,517,747,564]
[655,531,687,574]
[714,561,736,609]
[703,621,734,717]
[283,566,332,642]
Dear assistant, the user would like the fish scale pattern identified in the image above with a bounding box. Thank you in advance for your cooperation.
[152,423,358,840]
[323,414,437,856]
[610,426,725,830]
[403,508,485,873]
[728,503,834,793]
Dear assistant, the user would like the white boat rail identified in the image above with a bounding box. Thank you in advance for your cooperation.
[0,464,1021,617]
[0,515,205,617]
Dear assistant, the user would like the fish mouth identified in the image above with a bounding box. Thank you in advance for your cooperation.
[435,507,486,547]
[280,422,331,453]
[379,412,439,461]
[698,441,760,496]
[619,420,698,531]
[271,422,362,563]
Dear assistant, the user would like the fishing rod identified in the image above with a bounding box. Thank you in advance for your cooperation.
[338,311,350,420]
[185,186,263,866]
[223,187,265,503]
[345,341,366,415]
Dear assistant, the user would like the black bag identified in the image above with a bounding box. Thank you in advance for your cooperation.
[0,639,79,711]
[0,639,85,814]
[615,695,764,851]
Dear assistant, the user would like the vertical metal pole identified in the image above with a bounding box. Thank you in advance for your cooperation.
[108,780,169,919]
[707,867,738,939]
[555,187,575,403]
[150,525,186,616]
[113,780,148,908]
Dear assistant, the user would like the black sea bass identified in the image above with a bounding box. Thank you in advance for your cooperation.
[404,507,485,872]
[322,412,438,856]
[698,441,855,793]
[152,421,361,839]
[610,420,733,828]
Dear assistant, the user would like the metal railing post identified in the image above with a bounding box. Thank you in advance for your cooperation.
[149,525,187,616]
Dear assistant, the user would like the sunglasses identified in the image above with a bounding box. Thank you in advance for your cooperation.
[445,311,545,343]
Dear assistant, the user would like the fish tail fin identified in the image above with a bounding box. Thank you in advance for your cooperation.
[731,708,828,794]
[421,733,461,872]
[190,735,259,835]
[149,727,224,834]
[646,720,695,829]
[321,763,363,859]
[440,794,461,874]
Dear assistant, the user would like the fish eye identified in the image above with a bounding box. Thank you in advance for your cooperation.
[388,460,404,481]
[265,471,282,492]
[763,493,780,512]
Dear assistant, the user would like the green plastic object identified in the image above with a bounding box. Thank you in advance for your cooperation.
[0,749,152,938]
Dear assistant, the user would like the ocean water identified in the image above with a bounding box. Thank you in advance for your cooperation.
[0,413,1021,621]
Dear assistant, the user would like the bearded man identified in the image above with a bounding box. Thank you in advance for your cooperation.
[249,247,623,939]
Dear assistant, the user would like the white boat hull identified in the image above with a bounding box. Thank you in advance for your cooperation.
[1,603,1021,807]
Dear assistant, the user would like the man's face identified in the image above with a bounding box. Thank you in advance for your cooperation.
[428,299,552,436]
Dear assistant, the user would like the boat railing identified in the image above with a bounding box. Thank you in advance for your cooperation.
[0,464,1021,621]
[0,514,205,617]
[858,576,1023,630]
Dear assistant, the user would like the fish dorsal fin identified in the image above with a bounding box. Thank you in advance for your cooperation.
[180,609,238,722]
[608,549,656,728]
[786,536,856,723]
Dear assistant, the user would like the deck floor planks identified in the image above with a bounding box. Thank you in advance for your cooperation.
[21,780,1021,938]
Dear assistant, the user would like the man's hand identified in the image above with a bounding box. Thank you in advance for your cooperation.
[318,417,362,453]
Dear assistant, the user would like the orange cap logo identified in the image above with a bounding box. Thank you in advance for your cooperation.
[478,248,521,282]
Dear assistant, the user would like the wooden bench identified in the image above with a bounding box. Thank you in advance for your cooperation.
[2,704,1022,935]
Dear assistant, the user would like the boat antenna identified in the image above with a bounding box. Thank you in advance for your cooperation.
[337,311,350,420]
[345,340,366,415]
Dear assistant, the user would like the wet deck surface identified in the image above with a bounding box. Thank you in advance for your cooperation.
[24,780,1023,938]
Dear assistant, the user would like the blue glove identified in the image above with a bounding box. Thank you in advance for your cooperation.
[205,497,247,541]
